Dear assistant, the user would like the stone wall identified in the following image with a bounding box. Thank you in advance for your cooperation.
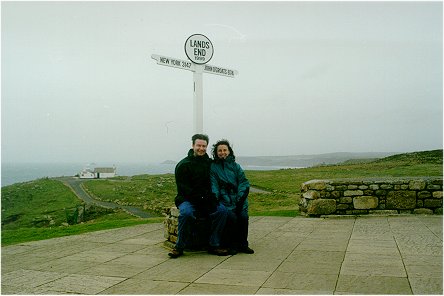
[163,207,211,249]
[163,207,179,249]
[300,177,443,216]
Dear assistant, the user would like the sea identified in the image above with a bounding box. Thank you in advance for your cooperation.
[1,162,302,187]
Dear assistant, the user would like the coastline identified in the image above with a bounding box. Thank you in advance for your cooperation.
[1,162,300,187]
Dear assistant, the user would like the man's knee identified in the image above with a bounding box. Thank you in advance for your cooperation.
[179,202,195,218]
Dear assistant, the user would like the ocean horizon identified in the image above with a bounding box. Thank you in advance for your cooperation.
[1,162,303,187]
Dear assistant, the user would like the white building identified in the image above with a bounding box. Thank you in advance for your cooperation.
[94,167,117,179]
[79,168,95,179]
[79,166,116,179]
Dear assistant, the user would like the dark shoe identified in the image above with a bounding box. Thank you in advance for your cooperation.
[168,248,183,258]
[227,248,238,255]
[238,246,254,254]
[208,247,229,256]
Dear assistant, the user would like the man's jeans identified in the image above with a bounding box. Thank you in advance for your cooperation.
[175,201,228,250]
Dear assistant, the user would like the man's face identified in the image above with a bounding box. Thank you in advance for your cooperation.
[193,139,208,157]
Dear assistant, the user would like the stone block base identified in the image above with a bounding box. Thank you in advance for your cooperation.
[300,177,442,216]
[163,206,211,249]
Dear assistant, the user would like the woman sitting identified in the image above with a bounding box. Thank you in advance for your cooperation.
[210,139,254,254]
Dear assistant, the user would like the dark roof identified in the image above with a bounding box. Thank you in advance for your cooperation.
[94,167,116,173]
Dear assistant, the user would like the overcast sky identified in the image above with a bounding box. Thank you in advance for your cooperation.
[2,1,442,164]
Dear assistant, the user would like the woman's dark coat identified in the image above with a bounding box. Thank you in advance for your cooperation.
[210,155,250,211]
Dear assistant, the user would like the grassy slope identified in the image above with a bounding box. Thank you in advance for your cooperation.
[1,178,163,246]
[82,174,176,215]
[2,178,83,230]
[2,150,442,246]
[245,149,442,215]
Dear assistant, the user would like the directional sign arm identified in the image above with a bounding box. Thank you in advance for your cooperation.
[203,63,238,78]
[151,54,196,72]
[151,54,238,78]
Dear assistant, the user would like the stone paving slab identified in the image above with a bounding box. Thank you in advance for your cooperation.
[179,283,259,295]
[2,215,442,294]
[217,254,283,272]
[335,275,413,294]
[263,271,338,292]
[195,268,272,287]
[40,273,126,294]
[100,278,189,295]
[408,277,444,295]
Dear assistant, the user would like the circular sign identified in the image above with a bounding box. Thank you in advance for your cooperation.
[184,34,214,65]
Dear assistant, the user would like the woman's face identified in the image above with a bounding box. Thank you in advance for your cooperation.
[217,144,230,159]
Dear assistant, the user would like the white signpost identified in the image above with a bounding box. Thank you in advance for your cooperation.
[151,34,238,133]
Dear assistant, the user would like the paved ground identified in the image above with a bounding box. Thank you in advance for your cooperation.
[2,215,442,294]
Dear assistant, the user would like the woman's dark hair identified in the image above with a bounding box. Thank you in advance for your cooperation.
[212,139,235,160]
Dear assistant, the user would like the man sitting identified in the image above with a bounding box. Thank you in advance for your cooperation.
[168,134,229,258]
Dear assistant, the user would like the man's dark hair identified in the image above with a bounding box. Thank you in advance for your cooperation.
[212,139,235,160]
[192,134,209,145]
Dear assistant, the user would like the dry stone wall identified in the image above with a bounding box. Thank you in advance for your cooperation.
[164,207,179,249]
[300,177,443,216]
[163,207,211,249]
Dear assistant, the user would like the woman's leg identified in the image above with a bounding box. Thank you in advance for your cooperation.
[224,209,238,248]
[208,203,228,248]
[237,207,250,248]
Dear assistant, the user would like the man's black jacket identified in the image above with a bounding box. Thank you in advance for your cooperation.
[174,149,216,213]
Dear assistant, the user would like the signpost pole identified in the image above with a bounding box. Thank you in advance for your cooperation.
[193,65,204,133]
[151,34,237,134]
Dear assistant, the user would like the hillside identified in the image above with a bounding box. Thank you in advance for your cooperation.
[236,152,397,167]
[375,149,443,164]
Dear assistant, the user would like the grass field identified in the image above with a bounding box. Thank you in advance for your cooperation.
[246,150,442,216]
[2,150,442,246]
